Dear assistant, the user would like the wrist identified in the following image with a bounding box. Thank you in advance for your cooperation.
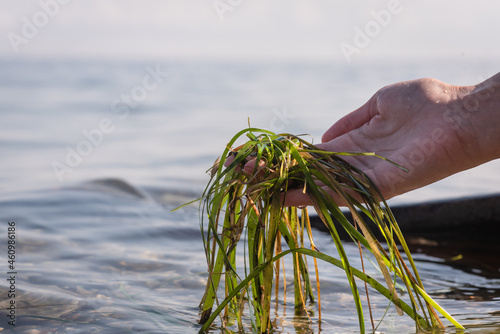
[454,73,500,163]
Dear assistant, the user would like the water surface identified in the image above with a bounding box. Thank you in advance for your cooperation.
[0,59,499,333]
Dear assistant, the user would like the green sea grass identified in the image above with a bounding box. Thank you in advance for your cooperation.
[184,128,464,333]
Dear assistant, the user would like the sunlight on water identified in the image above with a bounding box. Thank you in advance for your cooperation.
[0,59,499,333]
[0,180,499,333]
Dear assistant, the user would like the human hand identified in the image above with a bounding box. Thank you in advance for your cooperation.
[285,75,500,207]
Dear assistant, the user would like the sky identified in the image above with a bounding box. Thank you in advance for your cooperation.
[1,1,499,63]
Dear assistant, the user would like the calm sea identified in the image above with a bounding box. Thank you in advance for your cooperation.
[0,58,498,333]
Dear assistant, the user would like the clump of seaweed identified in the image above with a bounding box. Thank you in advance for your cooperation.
[188,128,463,333]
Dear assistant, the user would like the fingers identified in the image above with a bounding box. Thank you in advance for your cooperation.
[224,154,235,167]
[225,152,365,209]
[224,154,243,173]
[282,188,313,207]
[322,95,378,143]
[283,185,351,208]
[242,158,266,175]
[224,153,266,175]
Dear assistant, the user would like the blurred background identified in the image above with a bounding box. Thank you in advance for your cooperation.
[1,0,499,203]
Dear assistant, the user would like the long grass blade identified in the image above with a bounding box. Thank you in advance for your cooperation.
[190,128,462,333]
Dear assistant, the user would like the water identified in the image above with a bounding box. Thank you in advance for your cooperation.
[0,59,499,333]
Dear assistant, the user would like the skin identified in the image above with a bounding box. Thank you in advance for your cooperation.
[284,73,500,207]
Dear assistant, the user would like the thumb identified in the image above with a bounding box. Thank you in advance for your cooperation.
[322,96,377,143]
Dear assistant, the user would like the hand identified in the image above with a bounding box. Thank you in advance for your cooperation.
[284,76,500,207]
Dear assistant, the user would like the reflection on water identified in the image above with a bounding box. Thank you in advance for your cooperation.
[0,180,498,333]
[1,58,500,332]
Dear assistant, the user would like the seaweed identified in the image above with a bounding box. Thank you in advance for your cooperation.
[179,128,464,333]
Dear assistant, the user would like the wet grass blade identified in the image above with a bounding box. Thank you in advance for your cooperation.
[186,128,463,333]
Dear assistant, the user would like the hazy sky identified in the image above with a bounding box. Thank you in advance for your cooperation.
[1,1,499,63]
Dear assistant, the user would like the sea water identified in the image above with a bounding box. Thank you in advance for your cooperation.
[0,58,499,333]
